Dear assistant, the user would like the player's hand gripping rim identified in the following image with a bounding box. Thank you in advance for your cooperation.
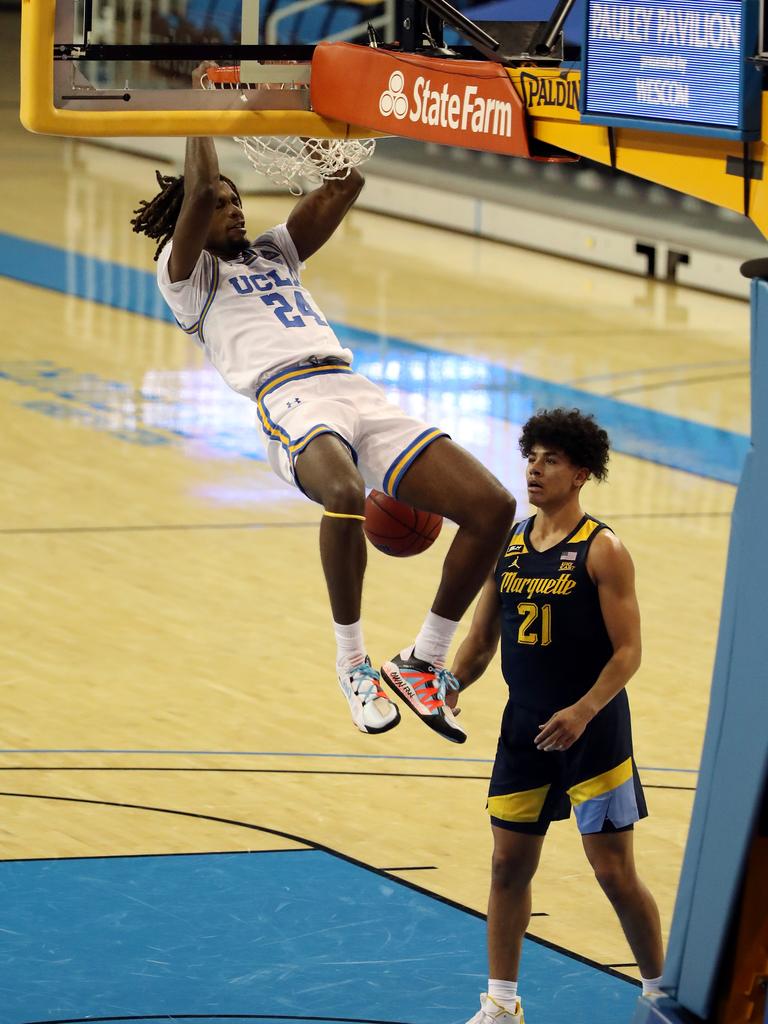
[191,60,220,90]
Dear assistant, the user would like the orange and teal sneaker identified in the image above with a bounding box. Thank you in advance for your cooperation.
[381,645,466,743]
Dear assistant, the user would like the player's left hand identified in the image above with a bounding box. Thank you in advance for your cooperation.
[535,703,591,752]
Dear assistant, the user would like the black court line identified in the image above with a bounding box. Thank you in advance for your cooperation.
[0,512,731,535]
[0,766,490,781]
[0,767,696,789]
[0,790,640,988]
[0,521,318,536]
[0,848,313,865]
[23,1015,412,1024]
[568,357,748,387]
[605,964,638,969]
[429,325,726,341]
[380,865,437,871]
[607,369,749,398]
[0,750,702,772]
[1,848,441,882]
[644,784,696,792]
[598,511,732,520]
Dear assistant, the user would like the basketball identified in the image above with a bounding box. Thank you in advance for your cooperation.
[363,490,443,557]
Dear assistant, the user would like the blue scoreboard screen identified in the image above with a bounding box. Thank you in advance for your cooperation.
[581,0,759,137]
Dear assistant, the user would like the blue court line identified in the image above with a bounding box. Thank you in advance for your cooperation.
[0,231,749,485]
[0,748,699,772]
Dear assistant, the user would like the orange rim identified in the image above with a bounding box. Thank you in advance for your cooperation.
[204,66,241,84]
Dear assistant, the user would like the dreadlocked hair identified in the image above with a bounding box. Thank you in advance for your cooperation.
[130,169,243,262]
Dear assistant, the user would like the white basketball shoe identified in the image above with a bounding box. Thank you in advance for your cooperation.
[465,993,524,1024]
[337,657,401,735]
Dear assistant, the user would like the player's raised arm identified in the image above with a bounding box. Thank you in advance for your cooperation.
[168,136,218,282]
[286,169,364,262]
[167,63,222,283]
[450,573,502,694]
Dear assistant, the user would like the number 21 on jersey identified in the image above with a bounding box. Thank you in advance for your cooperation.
[517,602,552,646]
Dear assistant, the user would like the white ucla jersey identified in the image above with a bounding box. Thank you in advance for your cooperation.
[156,223,353,396]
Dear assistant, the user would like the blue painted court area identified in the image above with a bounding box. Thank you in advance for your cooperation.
[0,231,749,484]
[0,849,639,1024]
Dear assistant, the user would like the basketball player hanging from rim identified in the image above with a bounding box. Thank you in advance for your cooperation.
[131,62,516,743]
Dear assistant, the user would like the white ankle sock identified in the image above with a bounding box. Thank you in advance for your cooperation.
[641,975,663,995]
[488,979,518,1006]
[334,619,365,669]
[413,610,459,667]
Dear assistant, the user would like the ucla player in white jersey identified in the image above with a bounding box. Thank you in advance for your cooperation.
[131,64,515,743]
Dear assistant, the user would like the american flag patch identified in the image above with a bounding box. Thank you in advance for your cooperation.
[561,551,577,561]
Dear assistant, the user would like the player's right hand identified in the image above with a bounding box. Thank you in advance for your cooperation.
[191,61,219,90]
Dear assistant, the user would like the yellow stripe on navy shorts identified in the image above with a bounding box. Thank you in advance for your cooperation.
[566,756,634,807]
[487,784,551,823]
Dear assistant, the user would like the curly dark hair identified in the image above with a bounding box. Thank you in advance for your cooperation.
[130,169,242,261]
[519,408,610,480]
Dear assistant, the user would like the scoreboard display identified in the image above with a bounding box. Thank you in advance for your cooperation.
[581,0,761,138]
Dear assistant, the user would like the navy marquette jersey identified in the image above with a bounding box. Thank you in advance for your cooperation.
[488,513,646,835]
[495,514,614,715]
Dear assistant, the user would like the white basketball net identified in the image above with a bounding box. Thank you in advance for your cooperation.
[203,69,376,195]
[236,135,376,196]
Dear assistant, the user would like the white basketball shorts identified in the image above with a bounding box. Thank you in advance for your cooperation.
[254,359,448,497]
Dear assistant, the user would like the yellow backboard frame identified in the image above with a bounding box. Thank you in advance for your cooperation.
[19,0,379,139]
[20,0,768,240]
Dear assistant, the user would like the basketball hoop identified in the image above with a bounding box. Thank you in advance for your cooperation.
[204,66,376,196]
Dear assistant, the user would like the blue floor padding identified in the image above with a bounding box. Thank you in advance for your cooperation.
[0,849,640,1024]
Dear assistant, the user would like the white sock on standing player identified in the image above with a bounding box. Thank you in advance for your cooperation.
[487,979,519,1008]
[334,619,366,670]
[641,975,663,996]
[413,610,458,668]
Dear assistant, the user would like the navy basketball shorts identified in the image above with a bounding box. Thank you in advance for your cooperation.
[487,696,648,836]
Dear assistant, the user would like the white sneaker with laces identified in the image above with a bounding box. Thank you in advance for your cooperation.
[337,657,401,735]
[465,993,524,1024]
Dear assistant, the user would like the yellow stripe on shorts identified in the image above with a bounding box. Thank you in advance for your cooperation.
[383,428,444,494]
[487,784,551,823]
[567,756,633,807]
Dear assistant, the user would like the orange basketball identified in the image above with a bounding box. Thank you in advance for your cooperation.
[363,490,443,557]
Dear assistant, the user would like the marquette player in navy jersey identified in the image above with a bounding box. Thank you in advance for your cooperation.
[131,64,514,744]
[450,409,663,1024]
